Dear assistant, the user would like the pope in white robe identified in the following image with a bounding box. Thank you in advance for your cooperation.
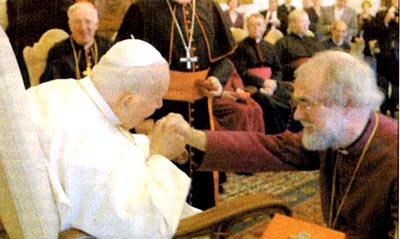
[26,39,198,239]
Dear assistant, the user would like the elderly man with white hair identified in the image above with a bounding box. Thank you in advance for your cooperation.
[40,2,112,83]
[28,39,197,238]
[275,9,324,82]
[169,50,398,239]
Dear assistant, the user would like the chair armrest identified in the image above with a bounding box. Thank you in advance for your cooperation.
[58,192,291,239]
[173,192,292,239]
[59,229,95,239]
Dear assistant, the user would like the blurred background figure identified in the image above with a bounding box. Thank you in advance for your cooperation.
[374,0,399,118]
[302,0,313,9]
[278,0,297,35]
[352,0,376,69]
[260,0,285,36]
[323,20,351,52]
[223,0,245,29]
[304,0,322,36]
[317,0,358,42]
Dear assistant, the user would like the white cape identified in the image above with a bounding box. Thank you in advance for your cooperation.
[27,78,198,239]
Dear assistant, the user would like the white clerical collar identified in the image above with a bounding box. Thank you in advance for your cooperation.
[333,40,343,46]
[78,77,121,126]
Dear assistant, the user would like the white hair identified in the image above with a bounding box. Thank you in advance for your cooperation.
[67,2,98,22]
[295,50,384,111]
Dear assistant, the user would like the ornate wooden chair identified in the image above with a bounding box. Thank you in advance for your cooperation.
[0,25,291,239]
[23,28,69,86]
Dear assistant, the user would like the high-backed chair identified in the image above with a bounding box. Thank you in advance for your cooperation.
[0,26,291,239]
[230,27,248,43]
[263,29,284,45]
[23,28,69,87]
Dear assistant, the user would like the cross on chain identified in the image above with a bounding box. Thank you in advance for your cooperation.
[180,49,198,70]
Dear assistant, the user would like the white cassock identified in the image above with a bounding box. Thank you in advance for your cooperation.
[27,77,198,239]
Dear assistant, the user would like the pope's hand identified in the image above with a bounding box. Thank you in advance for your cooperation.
[148,115,187,162]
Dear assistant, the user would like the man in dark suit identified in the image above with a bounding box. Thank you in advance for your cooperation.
[317,0,358,42]
[260,0,289,35]
[40,2,112,83]
[277,0,296,35]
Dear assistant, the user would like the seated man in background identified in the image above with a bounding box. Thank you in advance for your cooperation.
[168,50,398,239]
[322,20,351,52]
[317,0,358,42]
[40,2,112,83]
[275,10,324,82]
[231,13,292,134]
[213,59,265,133]
[28,39,197,238]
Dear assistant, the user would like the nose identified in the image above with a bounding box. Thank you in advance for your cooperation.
[293,107,305,122]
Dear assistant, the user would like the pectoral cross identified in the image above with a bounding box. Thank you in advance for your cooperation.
[83,54,92,77]
[180,49,198,70]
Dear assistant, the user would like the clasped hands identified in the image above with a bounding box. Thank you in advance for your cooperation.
[147,113,192,164]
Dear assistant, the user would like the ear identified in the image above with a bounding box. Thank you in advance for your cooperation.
[121,93,138,108]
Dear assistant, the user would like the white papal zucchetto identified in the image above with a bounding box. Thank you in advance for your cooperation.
[99,39,167,67]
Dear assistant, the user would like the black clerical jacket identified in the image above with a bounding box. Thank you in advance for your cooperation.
[116,0,236,84]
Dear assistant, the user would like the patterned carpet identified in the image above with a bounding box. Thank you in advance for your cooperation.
[219,170,325,238]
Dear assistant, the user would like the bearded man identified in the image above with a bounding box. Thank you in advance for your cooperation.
[165,50,399,239]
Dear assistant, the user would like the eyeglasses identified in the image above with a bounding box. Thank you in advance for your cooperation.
[290,97,322,112]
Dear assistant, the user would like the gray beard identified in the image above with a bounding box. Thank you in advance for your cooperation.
[301,120,345,151]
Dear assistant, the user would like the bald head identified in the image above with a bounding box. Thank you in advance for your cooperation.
[331,20,348,44]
